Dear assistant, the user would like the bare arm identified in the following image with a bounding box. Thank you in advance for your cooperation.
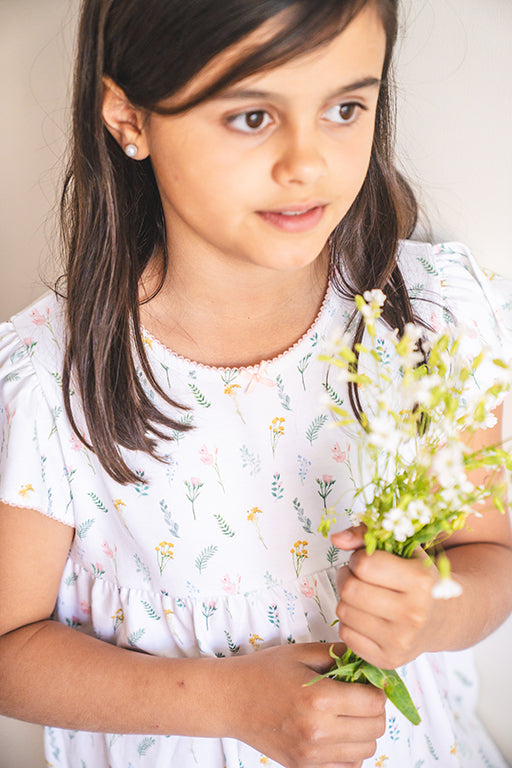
[0,504,385,767]
[332,405,512,669]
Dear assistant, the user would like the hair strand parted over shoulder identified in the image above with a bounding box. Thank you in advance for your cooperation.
[59,0,417,484]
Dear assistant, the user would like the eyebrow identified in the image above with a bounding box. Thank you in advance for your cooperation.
[218,76,382,102]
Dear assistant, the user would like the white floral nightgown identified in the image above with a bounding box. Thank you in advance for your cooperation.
[0,241,511,768]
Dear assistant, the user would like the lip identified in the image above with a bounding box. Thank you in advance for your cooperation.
[257,202,328,233]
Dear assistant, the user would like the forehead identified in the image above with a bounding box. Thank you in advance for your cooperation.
[159,2,386,110]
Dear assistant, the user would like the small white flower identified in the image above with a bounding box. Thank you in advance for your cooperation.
[432,577,463,600]
[382,507,415,542]
[431,443,466,487]
[367,413,402,452]
[363,289,387,307]
[407,499,432,525]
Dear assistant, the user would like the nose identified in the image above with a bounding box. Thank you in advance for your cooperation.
[272,126,328,187]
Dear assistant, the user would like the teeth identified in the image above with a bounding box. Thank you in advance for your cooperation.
[281,210,307,216]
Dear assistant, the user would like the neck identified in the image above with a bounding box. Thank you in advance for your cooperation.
[139,247,330,368]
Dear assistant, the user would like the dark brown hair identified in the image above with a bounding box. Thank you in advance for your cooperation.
[59,0,418,483]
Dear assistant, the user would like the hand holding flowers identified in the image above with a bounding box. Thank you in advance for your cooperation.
[310,289,512,724]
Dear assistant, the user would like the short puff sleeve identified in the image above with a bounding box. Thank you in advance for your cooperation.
[0,320,74,526]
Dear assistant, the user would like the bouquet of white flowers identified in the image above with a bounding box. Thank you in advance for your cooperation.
[311,290,512,724]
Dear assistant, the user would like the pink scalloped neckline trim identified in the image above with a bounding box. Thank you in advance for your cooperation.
[140,283,334,374]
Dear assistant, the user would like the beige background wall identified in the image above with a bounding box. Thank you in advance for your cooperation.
[1,0,511,766]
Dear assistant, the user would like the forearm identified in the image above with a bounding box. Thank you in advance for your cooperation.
[0,619,231,735]
[428,541,512,652]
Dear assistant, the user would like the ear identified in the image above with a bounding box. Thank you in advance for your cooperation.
[101,76,150,159]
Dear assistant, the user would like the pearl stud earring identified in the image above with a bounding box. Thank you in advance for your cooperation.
[125,143,138,158]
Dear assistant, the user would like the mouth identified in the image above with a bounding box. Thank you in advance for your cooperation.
[256,203,328,233]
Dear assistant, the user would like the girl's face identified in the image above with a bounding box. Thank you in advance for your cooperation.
[139,2,386,275]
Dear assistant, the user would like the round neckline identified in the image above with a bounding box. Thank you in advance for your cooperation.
[140,282,335,375]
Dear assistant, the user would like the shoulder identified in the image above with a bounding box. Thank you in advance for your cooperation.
[399,239,512,356]
[0,293,75,525]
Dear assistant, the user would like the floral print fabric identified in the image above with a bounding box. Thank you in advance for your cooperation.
[0,241,510,768]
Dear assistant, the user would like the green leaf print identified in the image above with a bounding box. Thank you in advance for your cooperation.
[50,371,63,388]
[326,544,339,566]
[271,473,284,501]
[267,604,280,627]
[88,492,109,514]
[425,734,439,761]
[443,307,455,325]
[128,628,146,647]
[408,283,425,300]
[76,518,95,540]
[195,545,218,574]
[141,600,161,621]
[171,413,194,443]
[297,352,312,389]
[160,499,180,538]
[322,382,344,408]
[306,414,328,445]
[293,497,313,534]
[417,255,439,276]
[5,371,20,383]
[276,373,292,411]
[133,553,152,583]
[240,445,261,475]
[48,406,62,439]
[224,630,240,654]
[137,736,156,756]
[188,382,212,408]
[213,514,235,537]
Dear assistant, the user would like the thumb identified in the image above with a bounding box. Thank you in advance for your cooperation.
[331,524,366,551]
[299,641,346,674]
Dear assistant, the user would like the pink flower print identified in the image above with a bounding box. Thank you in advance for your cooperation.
[198,446,225,492]
[185,477,204,519]
[221,574,241,595]
[322,474,333,484]
[70,434,82,452]
[79,600,91,615]
[102,541,115,559]
[299,578,315,599]
[331,443,347,463]
[30,308,47,326]
[199,445,214,465]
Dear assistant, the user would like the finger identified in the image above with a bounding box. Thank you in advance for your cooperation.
[336,564,350,593]
[348,548,435,593]
[336,623,388,668]
[331,524,367,551]
[338,577,401,622]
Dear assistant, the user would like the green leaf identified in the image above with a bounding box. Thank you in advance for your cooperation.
[361,665,421,725]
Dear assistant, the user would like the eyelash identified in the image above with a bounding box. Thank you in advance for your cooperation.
[225,101,366,134]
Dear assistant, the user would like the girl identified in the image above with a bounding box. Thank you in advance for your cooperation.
[0,0,511,766]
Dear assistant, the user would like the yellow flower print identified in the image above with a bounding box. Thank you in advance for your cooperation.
[249,633,264,650]
[224,383,241,396]
[113,499,126,512]
[221,370,245,423]
[111,608,124,631]
[269,417,285,457]
[375,757,388,768]
[142,335,153,349]
[247,507,267,549]
[18,484,34,498]
[290,540,308,577]
[260,757,270,765]
[450,743,457,755]
[155,541,174,574]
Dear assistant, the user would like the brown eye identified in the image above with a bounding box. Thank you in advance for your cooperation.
[228,110,271,133]
[339,104,357,122]
[245,111,266,129]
